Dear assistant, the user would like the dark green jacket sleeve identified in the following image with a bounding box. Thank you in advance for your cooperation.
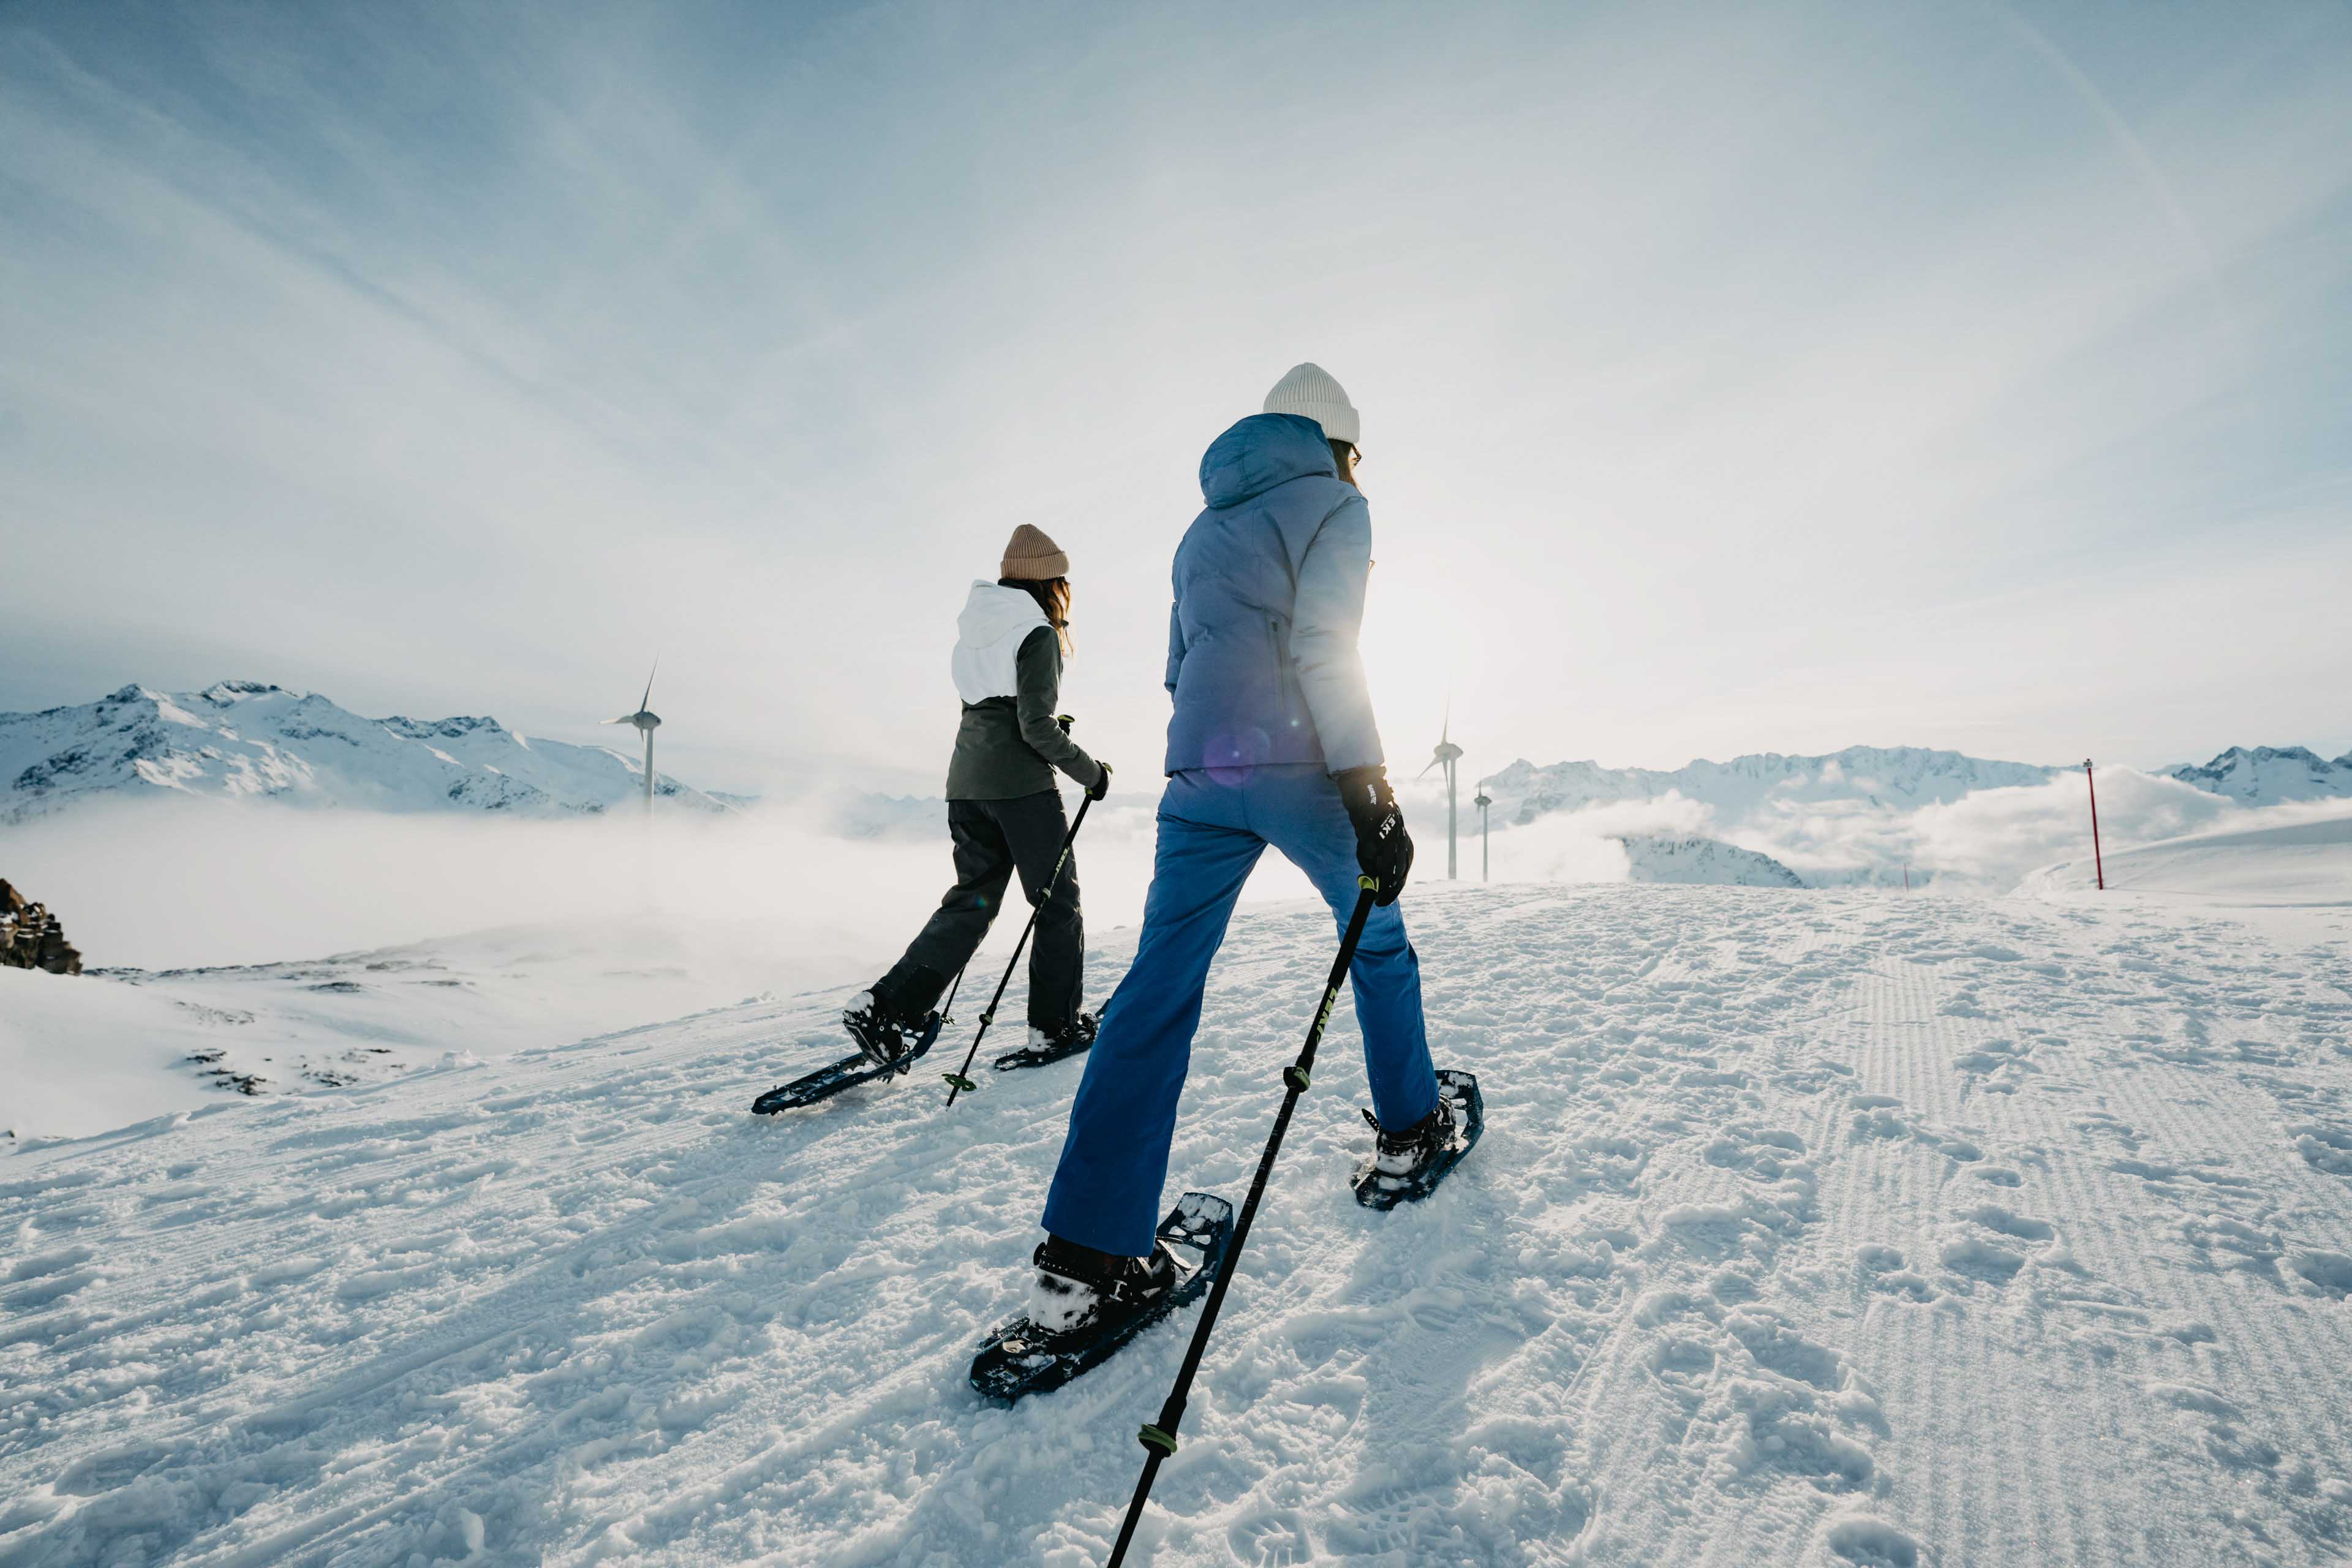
[1014,626,1102,786]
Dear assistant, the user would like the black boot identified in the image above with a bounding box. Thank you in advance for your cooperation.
[1029,1232,1176,1338]
[843,987,924,1069]
[1020,1011,1098,1061]
[1363,1091,1459,1182]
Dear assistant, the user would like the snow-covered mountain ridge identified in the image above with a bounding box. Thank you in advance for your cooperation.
[1,682,725,823]
[1474,742,2351,829]
[1616,834,1806,888]
[2168,745,2352,804]
[1479,745,2063,827]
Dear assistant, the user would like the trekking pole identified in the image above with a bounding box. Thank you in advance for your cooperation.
[1105,880,1378,1567]
[941,793,1095,1106]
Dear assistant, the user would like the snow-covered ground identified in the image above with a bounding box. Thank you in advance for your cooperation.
[6,871,2351,1565]
[1,921,877,1145]
[2028,810,2352,910]
[2021,808,2352,954]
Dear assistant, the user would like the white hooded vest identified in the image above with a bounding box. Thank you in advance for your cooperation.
[951,581,1050,704]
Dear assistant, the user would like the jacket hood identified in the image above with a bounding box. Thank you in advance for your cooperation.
[956,581,1049,653]
[952,581,1051,704]
[1199,413,1336,510]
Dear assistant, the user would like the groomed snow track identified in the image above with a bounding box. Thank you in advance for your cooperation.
[5,884,2351,1566]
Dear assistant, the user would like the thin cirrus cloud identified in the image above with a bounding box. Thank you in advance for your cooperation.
[1,1,2347,800]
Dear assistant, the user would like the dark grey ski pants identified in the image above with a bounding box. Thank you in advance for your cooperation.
[875,790,1083,1031]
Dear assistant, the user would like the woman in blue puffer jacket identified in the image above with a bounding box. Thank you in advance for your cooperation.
[1024,364,1471,1335]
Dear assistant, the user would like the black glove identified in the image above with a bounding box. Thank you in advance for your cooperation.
[1056,714,1075,734]
[1334,765,1412,907]
[1087,760,1112,802]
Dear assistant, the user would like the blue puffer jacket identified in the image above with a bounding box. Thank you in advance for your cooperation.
[1163,413,1385,778]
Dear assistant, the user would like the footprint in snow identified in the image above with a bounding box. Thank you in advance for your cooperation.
[2292,1123,2352,1177]
[1939,1235,2026,1286]
[1645,1333,1717,1401]
[1823,1515,1928,1567]
[2175,1213,2288,1284]
[2147,1381,2282,1474]
[1950,1039,2037,1094]
[1227,1508,1313,1565]
[2290,1250,2352,1301]
[1855,1244,1940,1303]
[1704,1125,1809,1182]
[1960,1204,2056,1242]
[1849,1096,1909,1142]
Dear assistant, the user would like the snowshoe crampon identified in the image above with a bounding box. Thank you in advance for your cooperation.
[992,1012,1099,1073]
[750,1011,943,1115]
[1352,1069,1482,1210]
[968,1192,1233,1404]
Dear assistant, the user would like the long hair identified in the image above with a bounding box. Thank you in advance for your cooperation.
[1001,575,1072,657]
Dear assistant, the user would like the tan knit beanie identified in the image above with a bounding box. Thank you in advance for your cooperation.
[1000,523,1070,580]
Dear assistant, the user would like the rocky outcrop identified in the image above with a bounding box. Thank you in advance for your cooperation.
[1,877,82,974]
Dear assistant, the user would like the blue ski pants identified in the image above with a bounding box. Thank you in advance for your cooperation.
[1041,764,1439,1256]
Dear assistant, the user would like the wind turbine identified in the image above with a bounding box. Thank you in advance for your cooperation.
[1474,777,1493,882]
[603,660,662,817]
[1418,701,1464,880]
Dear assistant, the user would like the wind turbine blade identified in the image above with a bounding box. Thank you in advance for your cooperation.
[601,715,634,725]
[1417,758,1440,779]
[1441,695,1451,745]
[639,657,659,714]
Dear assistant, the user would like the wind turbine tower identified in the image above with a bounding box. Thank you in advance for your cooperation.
[1474,778,1493,882]
[1419,704,1465,880]
[603,662,663,817]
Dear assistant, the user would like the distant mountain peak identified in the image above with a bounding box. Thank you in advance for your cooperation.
[1483,745,2061,826]
[1614,833,1806,888]
[2168,744,2352,805]
[2,682,722,824]
[197,680,291,704]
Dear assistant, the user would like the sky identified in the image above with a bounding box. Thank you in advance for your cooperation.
[3,1,2349,801]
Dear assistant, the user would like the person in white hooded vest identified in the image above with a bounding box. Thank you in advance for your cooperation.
[842,524,1113,1068]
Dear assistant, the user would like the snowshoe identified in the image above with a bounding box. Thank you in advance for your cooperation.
[969,1192,1233,1404]
[750,1008,943,1114]
[1352,1069,1482,1210]
[992,1011,1099,1072]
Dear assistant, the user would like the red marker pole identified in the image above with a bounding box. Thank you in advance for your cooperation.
[2084,758,2105,891]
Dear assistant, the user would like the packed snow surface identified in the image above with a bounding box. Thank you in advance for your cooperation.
[5,883,2352,1565]
[0,682,724,822]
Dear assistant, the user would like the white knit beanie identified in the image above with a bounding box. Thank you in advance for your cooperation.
[1262,363,1360,451]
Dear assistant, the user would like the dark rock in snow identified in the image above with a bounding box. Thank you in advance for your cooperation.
[1,877,83,974]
